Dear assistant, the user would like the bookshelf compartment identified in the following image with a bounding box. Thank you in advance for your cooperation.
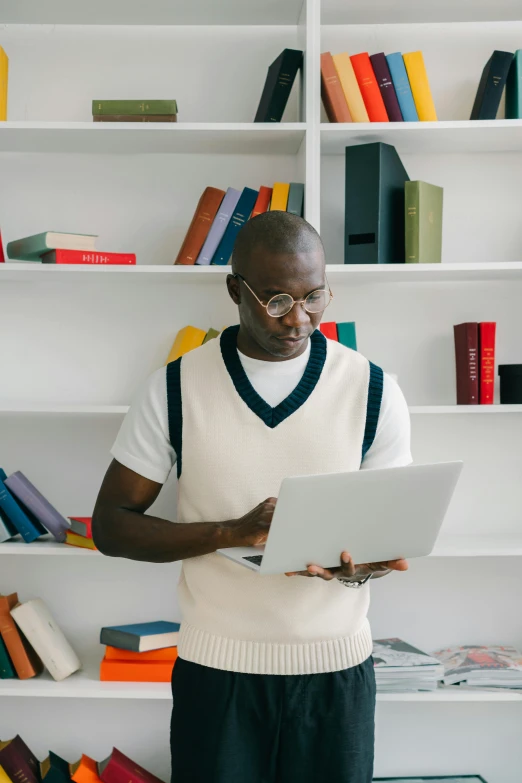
[321,0,522,25]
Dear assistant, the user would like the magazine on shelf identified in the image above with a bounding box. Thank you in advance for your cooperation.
[432,645,522,687]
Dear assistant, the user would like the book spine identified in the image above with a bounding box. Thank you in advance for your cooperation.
[270,182,290,211]
[254,50,303,123]
[506,50,522,119]
[174,187,226,265]
[405,181,420,263]
[251,186,272,217]
[0,738,40,783]
[350,53,389,122]
[336,322,357,351]
[100,658,176,682]
[479,322,496,404]
[369,53,403,121]
[104,645,178,661]
[403,51,438,121]
[320,52,352,122]
[93,114,177,122]
[319,322,338,341]
[470,51,514,120]
[386,53,419,121]
[195,188,242,265]
[0,634,16,678]
[332,53,369,123]
[0,610,42,679]
[454,323,479,404]
[4,473,69,542]
[43,250,136,265]
[286,183,304,216]
[92,100,178,115]
[0,483,46,543]
[212,187,259,265]
[0,47,7,122]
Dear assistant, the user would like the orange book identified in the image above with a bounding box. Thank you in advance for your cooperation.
[321,52,352,122]
[174,187,226,265]
[105,645,178,661]
[100,656,176,682]
[251,186,272,218]
[0,593,43,679]
[71,756,102,783]
[350,52,389,122]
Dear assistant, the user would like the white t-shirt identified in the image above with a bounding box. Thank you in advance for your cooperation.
[111,342,412,484]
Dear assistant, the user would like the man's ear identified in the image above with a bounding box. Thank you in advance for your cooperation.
[226,274,241,305]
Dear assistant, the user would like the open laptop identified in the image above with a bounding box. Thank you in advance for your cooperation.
[217,461,463,575]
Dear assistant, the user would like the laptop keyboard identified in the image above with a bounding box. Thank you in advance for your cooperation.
[243,555,263,566]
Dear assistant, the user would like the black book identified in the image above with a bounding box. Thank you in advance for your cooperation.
[254,48,303,122]
[470,50,514,120]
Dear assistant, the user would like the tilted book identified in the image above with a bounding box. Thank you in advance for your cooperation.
[332,52,369,123]
[0,468,47,543]
[320,52,352,123]
[174,187,226,265]
[0,634,16,678]
[386,53,419,122]
[5,471,70,542]
[470,50,514,120]
[98,749,165,783]
[350,52,389,122]
[0,736,41,783]
[166,325,206,364]
[251,186,272,217]
[0,593,43,680]
[40,752,72,783]
[0,501,17,543]
[195,187,241,265]
[71,756,103,783]
[68,516,93,537]
[212,187,259,265]
[403,51,438,121]
[254,49,303,123]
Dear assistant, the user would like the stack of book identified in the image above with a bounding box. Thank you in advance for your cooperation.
[6,232,136,265]
[321,50,437,123]
[0,468,70,544]
[454,322,496,405]
[0,739,165,783]
[432,645,522,689]
[174,182,304,266]
[473,50,521,120]
[0,593,80,681]
[319,321,357,351]
[372,638,445,692]
[67,517,96,551]
[165,325,220,364]
[92,100,178,123]
[99,621,180,682]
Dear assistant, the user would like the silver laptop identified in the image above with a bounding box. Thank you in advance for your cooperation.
[217,461,463,575]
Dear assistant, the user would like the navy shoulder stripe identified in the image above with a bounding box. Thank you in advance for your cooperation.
[361,361,384,464]
[166,358,183,479]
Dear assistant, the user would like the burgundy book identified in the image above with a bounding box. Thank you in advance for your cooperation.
[174,187,226,265]
[99,749,164,783]
[4,472,69,542]
[454,322,479,404]
[0,735,41,783]
[369,53,403,121]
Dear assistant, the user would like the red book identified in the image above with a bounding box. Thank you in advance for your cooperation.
[319,322,338,341]
[42,250,136,265]
[99,749,164,783]
[174,186,226,265]
[0,736,41,783]
[350,53,389,122]
[321,52,352,122]
[251,186,273,218]
[479,322,496,404]
[68,516,93,537]
[454,322,479,404]
[0,230,5,262]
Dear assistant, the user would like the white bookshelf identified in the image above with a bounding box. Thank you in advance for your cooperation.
[1,2,522,782]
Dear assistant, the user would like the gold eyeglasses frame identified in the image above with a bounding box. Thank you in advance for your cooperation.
[233,273,333,318]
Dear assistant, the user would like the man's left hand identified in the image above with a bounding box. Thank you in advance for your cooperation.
[285,551,409,581]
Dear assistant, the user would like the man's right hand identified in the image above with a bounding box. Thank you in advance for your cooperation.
[222,497,277,548]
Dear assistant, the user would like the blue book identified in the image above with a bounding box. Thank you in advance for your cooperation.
[386,53,419,122]
[100,620,181,652]
[211,187,258,266]
[0,468,47,543]
[195,187,242,266]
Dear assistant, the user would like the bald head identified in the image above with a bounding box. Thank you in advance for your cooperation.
[232,211,324,275]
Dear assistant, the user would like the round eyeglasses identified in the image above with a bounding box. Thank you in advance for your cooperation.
[234,273,333,318]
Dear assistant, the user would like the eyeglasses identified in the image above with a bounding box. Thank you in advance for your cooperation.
[234,274,333,318]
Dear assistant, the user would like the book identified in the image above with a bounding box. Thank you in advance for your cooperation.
[319,322,338,340]
[506,50,522,119]
[0,593,43,679]
[0,737,41,783]
[71,756,102,783]
[0,767,12,783]
[93,115,177,123]
[286,183,304,217]
[41,752,72,783]
[100,621,181,652]
[374,778,488,782]
[403,51,438,121]
[0,469,47,543]
[0,502,17,543]
[373,637,444,692]
[251,186,272,218]
[332,53,369,123]
[92,100,178,116]
[7,232,97,262]
[212,187,259,265]
[68,516,92,537]
[65,531,97,550]
[350,53,389,122]
[270,182,290,211]
[0,229,5,262]
[42,250,136,265]
[98,749,164,783]
[320,52,352,122]
[11,598,81,681]
[195,187,241,265]
[254,49,303,123]
[105,645,178,661]
[479,322,496,405]
[100,656,177,682]
[386,53,419,122]
[166,325,206,364]
[344,142,409,264]
[174,187,226,265]
[0,46,7,121]
[432,645,522,688]
[5,471,69,543]
[336,322,357,351]
[454,323,479,404]
[202,328,220,344]
[470,50,514,120]
[0,635,16,678]
[405,181,443,264]
[370,53,403,121]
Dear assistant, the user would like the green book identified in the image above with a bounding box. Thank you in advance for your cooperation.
[0,636,16,679]
[337,322,357,351]
[40,752,71,783]
[92,100,178,116]
[506,49,522,118]
[202,328,220,344]
[287,183,304,217]
[405,181,443,264]
[7,231,97,261]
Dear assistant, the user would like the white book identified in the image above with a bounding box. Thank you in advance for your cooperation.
[10,598,81,681]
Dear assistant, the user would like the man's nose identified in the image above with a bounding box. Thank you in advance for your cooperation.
[280,300,310,329]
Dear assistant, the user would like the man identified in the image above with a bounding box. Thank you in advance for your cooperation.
[92,211,412,783]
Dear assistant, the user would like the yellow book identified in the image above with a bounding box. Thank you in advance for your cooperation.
[403,51,437,121]
[0,766,12,783]
[0,47,8,122]
[166,325,206,364]
[332,53,369,123]
[65,531,97,550]
[270,183,290,211]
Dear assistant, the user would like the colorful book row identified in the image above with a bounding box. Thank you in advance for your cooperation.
[6,232,135,265]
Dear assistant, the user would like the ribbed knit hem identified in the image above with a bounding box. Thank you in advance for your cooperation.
[177,619,373,675]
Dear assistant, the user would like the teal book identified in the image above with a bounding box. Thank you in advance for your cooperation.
[7,232,97,261]
[92,99,178,115]
[41,753,71,783]
[0,636,16,679]
[506,49,522,118]
[405,181,443,263]
[0,468,47,543]
[337,322,357,351]
[0,503,17,542]
[287,183,304,216]
[100,621,181,652]
[386,53,419,121]
[211,187,258,265]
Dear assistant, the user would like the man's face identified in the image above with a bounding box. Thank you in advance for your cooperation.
[228,246,327,360]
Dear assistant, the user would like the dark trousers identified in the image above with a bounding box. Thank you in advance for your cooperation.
[170,655,376,783]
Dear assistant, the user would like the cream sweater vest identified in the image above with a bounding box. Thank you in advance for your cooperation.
[166,325,383,675]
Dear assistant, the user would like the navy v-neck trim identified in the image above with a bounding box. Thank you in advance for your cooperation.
[220,325,327,428]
